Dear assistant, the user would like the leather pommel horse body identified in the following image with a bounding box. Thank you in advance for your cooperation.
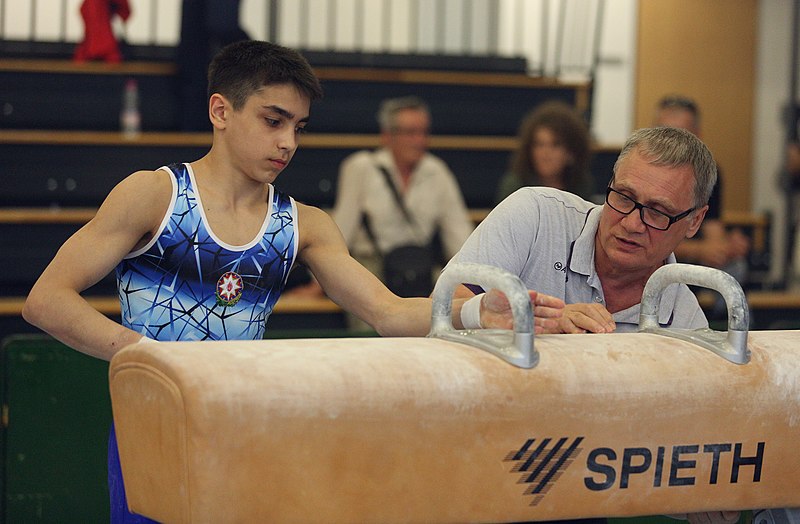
[108,265,800,523]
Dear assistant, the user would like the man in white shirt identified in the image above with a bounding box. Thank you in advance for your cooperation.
[332,96,474,295]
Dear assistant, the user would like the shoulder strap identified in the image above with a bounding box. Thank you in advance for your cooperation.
[360,212,383,256]
[376,165,417,226]
[375,165,426,240]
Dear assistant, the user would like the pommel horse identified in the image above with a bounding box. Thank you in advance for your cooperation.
[109,263,800,523]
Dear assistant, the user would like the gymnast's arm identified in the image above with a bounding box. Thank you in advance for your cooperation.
[22,170,170,361]
[297,203,432,336]
[296,203,563,336]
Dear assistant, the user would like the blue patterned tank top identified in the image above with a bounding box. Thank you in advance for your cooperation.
[115,163,297,341]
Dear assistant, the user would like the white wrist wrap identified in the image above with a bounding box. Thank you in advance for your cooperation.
[460,294,484,329]
[137,335,155,344]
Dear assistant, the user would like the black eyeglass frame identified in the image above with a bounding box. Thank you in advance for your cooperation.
[605,186,695,231]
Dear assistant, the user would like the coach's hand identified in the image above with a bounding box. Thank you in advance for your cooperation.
[543,302,616,334]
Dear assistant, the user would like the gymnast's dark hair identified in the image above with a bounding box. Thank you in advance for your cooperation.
[207,40,323,110]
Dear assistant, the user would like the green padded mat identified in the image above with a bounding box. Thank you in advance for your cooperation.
[2,335,112,523]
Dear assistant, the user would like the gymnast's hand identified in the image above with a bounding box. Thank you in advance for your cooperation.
[544,302,616,334]
[480,289,565,333]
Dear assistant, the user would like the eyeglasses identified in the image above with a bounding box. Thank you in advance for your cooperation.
[605,187,695,231]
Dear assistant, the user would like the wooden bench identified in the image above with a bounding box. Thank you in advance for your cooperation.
[0,58,590,136]
[0,295,348,342]
[0,295,342,318]
[6,285,796,336]
[0,205,774,293]
[0,130,621,208]
[697,289,800,330]
[0,57,605,209]
[0,206,495,228]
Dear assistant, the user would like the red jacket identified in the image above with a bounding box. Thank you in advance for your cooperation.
[74,0,132,63]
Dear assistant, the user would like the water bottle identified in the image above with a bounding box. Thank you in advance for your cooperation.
[120,78,141,137]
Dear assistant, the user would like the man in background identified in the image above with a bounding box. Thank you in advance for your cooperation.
[288,96,474,315]
[653,95,750,294]
[332,96,474,292]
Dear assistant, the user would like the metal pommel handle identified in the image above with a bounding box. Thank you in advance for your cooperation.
[428,263,537,368]
[639,263,750,364]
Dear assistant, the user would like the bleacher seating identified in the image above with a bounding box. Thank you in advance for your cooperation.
[2,52,789,334]
[0,52,613,342]
[0,53,788,326]
[0,56,605,208]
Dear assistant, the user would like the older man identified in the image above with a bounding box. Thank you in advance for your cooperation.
[453,126,716,334]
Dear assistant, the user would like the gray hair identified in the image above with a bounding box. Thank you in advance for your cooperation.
[377,96,430,132]
[613,127,717,209]
[657,94,701,128]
